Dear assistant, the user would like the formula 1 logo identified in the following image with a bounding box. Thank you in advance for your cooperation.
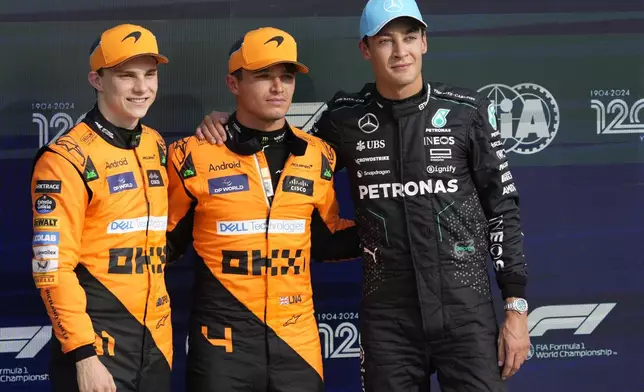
[0,326,52,359]
[477,83,559,154]
[528,303,616,337]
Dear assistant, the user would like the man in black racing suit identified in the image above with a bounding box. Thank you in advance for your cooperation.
[312,78,528,391]
[308,1,530,390]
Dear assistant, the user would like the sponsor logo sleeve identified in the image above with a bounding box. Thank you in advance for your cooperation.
[468,101,527,299]
[310,157,360,262]
[166,141,196,262]
[311,105,346,172]
[31,151,95,354]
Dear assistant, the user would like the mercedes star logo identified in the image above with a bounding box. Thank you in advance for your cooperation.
[358,113,379,134]
[384,0,404,13]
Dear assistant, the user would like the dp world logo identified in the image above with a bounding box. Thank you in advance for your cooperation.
[477,83,560,154]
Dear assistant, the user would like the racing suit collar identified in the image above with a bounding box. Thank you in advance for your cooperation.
[372,81,431,119]
[224,112,308,156]
[82,105,143,149]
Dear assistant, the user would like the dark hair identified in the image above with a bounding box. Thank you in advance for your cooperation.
[362,17,426,47]
[89,35,101,56]
[92,68,104,95]
[230,69,243,80]
[90,36,103,94]
[228,37,245,79]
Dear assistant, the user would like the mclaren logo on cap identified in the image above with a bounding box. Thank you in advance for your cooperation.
[122,31,142,43]
[264,36,285,47]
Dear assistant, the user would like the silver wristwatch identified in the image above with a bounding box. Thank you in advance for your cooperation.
[504,298,528,314]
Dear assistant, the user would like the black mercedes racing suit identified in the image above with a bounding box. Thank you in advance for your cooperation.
[311,81,527,392]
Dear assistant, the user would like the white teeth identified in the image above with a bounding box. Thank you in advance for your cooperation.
[129,98,146,103]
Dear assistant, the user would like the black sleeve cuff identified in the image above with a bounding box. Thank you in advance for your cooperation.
[166,204,196,264]
[69,344,96,363]
[500,283,526,300]
[497,272,527,300]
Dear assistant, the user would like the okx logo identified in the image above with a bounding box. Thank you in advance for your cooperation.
[477,83,559,154]
[0,326,52,358]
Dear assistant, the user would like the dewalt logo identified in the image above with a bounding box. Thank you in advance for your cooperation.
[33,217,60,229]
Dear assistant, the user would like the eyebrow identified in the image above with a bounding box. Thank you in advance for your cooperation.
[252,68,295,76]
[378,27,420,37]
[115,67,158,74]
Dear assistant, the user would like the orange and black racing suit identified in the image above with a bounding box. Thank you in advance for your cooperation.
[166,115,360,392]
[30,106,172,392]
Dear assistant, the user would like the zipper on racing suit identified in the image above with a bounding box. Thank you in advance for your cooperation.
[253,151,273,381]
[134,148,152,385]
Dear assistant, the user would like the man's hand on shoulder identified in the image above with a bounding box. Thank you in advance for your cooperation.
[76,355,116,392]
[497,298,530,381]
[196,111,230,145]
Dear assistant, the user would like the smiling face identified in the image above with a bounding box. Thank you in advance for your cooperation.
[88,55,158,129]
[226,63,296,130]
[360,17,427,98]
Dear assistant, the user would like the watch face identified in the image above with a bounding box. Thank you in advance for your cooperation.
[516,299,528,312]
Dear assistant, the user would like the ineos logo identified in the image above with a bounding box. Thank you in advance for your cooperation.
[358,113,379,134]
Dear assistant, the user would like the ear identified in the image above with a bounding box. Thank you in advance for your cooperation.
[359,39,372,61]
[421,32,428,55]
[88,71,103,92]
[225,74,240,96]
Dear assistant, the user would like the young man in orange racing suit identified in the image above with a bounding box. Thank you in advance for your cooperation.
[30,24,172,392]
[196,1,531,391]
[165,27,360,392]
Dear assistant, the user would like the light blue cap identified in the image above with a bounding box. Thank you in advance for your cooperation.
[359,0,427,38]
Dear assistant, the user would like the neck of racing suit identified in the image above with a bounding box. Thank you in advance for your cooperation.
[372,81,432,119]
[82,105,143,149]
[227,114,299,197]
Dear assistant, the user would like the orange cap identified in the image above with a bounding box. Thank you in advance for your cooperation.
[89,24,168,72]
[228,27,308,74]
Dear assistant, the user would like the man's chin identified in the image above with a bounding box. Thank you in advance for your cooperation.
[125,107,150,121]
[389,71,421,87]
[260,110,288,123]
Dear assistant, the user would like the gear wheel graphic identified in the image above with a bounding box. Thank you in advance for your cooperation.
[477,82,559,155]
[512,83,560,154]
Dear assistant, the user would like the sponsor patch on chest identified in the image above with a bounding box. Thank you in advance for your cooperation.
[282,176,314,196]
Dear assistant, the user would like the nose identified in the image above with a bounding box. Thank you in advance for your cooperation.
[270,77,284,94]
[132,77,146,94]
[392,37,409,59]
